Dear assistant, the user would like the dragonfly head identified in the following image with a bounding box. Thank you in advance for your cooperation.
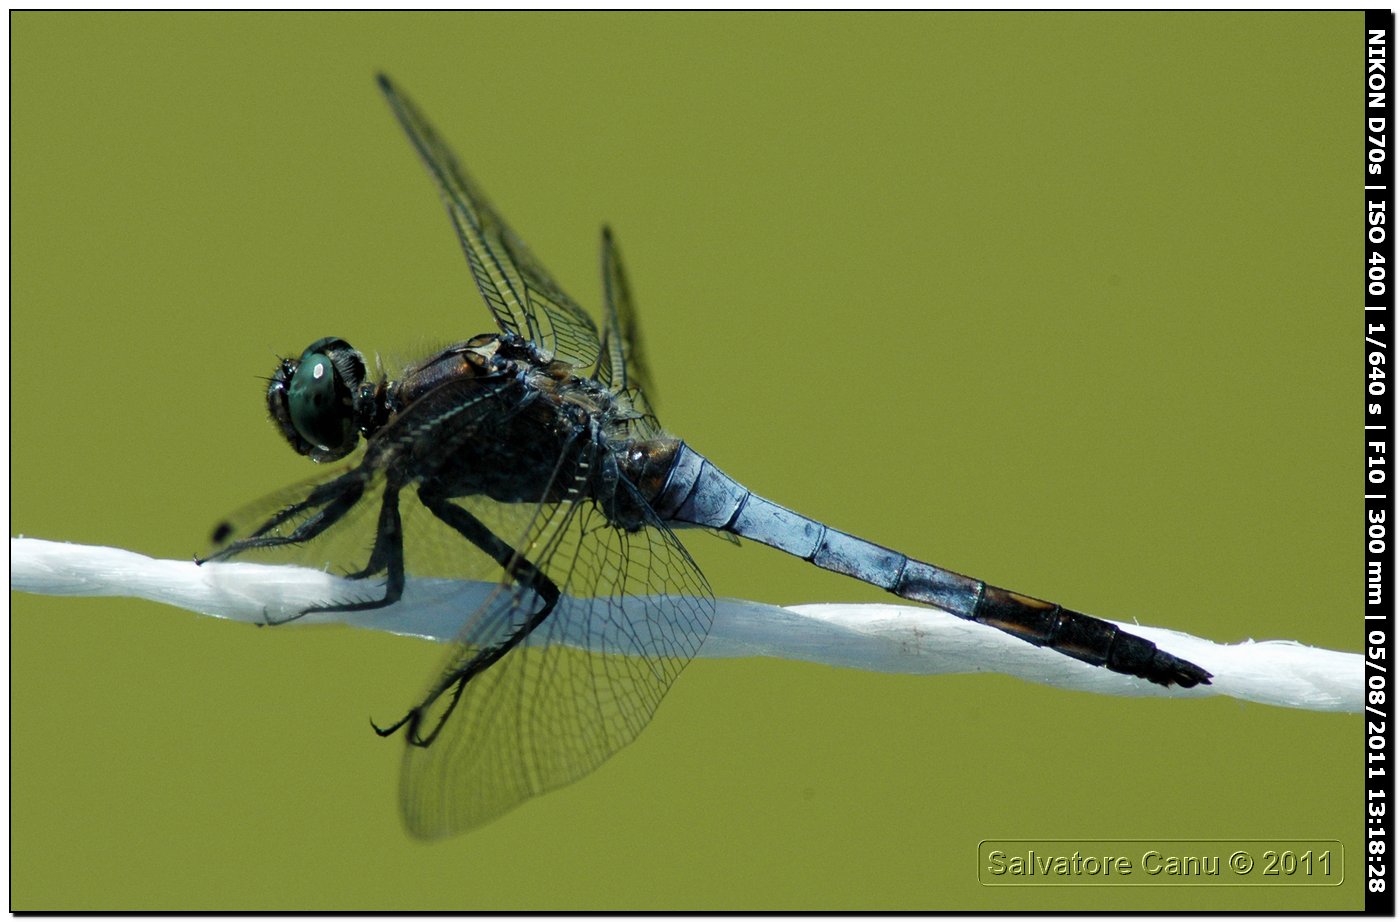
[268,337,370,463]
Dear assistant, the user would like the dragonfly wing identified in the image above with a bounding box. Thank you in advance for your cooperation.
[377,74,602,369]
[394,467,714,837]
[596,227,655,395]
[595,227,662,437]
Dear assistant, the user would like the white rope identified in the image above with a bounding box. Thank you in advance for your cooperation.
[10,537,1359,713]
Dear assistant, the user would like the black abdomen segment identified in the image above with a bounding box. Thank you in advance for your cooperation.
[649,443,1211,688]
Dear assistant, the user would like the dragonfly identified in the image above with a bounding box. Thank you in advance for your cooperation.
[202,74,1212,839]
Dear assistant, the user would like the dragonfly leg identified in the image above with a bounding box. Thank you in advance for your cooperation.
[374,491,562,748]
[301,481,406,615]
[198,474,367,564]
[342,487,404,580]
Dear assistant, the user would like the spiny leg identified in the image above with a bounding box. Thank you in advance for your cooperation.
[302,481,406,615]
[341,481,405,580]
[374,491,562,748]
[199,475,366,563]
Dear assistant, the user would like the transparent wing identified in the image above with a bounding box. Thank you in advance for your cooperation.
[595,227,657,398]
[377,74,602,370]
[394,461,713,837]
[594,227,662,438]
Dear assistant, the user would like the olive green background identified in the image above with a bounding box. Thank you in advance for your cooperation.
[12,12,1360,911]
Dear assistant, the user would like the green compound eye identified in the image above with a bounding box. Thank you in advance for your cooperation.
[288,352,351,451]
